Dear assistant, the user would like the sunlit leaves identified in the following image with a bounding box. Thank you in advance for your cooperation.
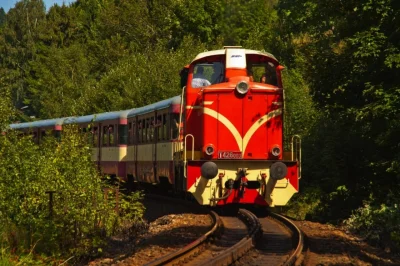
[0,127,144,258]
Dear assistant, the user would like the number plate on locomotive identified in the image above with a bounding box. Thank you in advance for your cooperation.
[218,151,242,159]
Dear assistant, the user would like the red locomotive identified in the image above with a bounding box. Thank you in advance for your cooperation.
[10,46,301,207]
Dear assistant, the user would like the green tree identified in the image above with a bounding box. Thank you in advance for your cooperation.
[0,0,46,114]
[27,44,96,117]
[0,126,144,261]
[277,0,400,221]
[0,8,6,27]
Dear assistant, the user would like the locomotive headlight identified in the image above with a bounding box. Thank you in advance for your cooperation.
[271,145,281,157]
[204,144,215,156]
[236,81,249,95]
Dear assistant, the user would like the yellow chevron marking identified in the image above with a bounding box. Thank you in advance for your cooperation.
[242,109,282,151]
[187,106,282,153]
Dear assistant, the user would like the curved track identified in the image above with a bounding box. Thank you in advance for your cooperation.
[234,211,304,266]
[145,208,261,266]
[143,196,303,266]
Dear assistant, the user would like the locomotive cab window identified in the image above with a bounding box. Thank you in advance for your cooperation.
[191,60,225,88]
[246,56,278,86]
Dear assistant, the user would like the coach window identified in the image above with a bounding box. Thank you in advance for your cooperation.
[138,120,142,143]
[132,121,137,144]
[163,114,167,140]
[93,127,98,146]
[150,117,155,141]
[109,125,115,145]
[145,118,150,142]
[142,119,146,143]
[103,126,108,146]
[141,119,145,143]
[171,113,180,139]
[84,128,93,145]
[157,115,162,141]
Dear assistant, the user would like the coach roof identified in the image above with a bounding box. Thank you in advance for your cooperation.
[64,109,134,125]
[10,118,66,129]
[128,96,181,117]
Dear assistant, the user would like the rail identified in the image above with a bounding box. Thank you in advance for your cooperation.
[269,212,304,265]
[144,210,221,266]
[199,208,262,266]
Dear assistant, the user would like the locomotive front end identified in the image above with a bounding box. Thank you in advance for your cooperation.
[182,47,301,207]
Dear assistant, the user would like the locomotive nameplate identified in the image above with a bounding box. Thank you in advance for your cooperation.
[218,151,242,159]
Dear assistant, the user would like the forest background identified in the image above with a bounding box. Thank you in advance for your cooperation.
[0,0,399,263]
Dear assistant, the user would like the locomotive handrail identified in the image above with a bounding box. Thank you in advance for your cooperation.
[183,134,194,178]
[291,135,302,179]
[179,86,185,133]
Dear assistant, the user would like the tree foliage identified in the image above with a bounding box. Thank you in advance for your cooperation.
[0,127,144,261]
[278,0,400,225]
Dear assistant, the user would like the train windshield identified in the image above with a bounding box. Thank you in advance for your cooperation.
[246,55,279,86]
[191,61,225,88]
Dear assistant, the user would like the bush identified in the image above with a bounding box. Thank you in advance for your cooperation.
[282,186,326,221]
[0,126,144,262]
[344,195,400,251]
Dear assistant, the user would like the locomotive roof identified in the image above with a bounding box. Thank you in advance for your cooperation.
[128,95,181,117]
[192,48,278,63]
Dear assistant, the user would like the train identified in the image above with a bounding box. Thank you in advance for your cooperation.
[9,46,301,207]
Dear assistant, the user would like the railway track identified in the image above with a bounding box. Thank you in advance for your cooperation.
[143,196,303,266]
[233,210,304,266]
[145,208,260,266]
